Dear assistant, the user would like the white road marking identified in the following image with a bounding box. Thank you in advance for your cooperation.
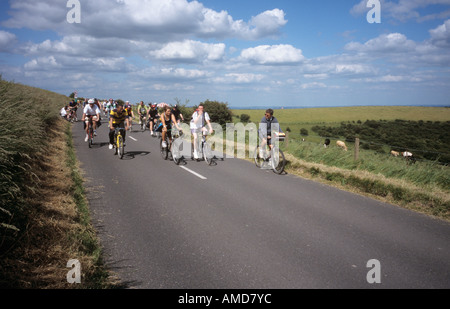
[180,166,207,180]
[129,136,137,141]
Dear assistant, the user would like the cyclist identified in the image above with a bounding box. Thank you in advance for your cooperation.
[109,102,129,150]
[68,99,78,121]
[82,98,89,108]
[258,109,283,158]
[81,99,101,142]
[102,100,108,116]
[125,101,134,130]
[160,106,183,149]
[137,101,147,126]
[172,105,184,125]
[147,104,159,136]
[190,104,213,160]
[105,99,116,120]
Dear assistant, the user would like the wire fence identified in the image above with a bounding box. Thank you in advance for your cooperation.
[285,131,450,166]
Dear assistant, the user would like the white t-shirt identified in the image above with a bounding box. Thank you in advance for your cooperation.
[60,108,67,117]
[190,111,210,130]
[83,105,101,116]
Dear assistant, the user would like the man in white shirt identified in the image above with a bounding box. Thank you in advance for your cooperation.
[190,104,213,159]
[60,106,68,120]
[81,99,101,142]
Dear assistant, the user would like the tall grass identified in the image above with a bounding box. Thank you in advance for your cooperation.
[0,78,68,251]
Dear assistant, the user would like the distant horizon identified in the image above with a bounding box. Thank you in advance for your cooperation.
[229,104,450,110]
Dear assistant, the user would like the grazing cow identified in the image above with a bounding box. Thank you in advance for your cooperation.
[391,150,400,157]
[336,140,348,151]
[324,139,331,148]
[402,151,416,164]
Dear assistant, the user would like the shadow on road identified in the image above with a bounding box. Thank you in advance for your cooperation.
[121,151,151,160]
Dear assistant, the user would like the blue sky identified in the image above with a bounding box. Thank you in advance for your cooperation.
[1,0,450,108]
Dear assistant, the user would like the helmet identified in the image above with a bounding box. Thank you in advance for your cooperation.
[152,104,157,108]
[88,99,95,104]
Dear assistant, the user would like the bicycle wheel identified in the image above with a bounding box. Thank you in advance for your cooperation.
[271,147,286,174]
[117,134,124,159]
[160,138,168,160]
[254,146,264,168]
[203,142,213,165]
[88,127,93,148]
[172,139,182,165]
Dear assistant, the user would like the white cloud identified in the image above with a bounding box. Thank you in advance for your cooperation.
[345,33,416,54]
[225,73,264,83]
[2,0,287,42]
[239,45,304,65]
[301,82,327,89]
[150,40,226,63]
[429,19,450,46]
[356,74,423,83]
[0,31,17,52]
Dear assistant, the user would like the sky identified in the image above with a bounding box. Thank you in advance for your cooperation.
[0,0,450,108]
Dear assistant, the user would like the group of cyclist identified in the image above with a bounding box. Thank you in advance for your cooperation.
[62,98,281,164]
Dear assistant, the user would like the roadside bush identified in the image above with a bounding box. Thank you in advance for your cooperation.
[195,100,233,127]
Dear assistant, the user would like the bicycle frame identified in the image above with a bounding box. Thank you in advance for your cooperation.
[87,117,94,148]
[114,127,126,159]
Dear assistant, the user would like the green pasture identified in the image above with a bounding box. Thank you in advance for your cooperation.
[233,106,450,124]
[233,106,450,143]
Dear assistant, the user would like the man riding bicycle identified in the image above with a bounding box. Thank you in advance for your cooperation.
[137,101,147,125]
[105,99,116,120]
[190,104,213,160]
[68,99,78,121]
[172,105,184,125]
[81,99,101,142]
[109,102,129,150]
[147,104,159,136]
[259,109,283,157]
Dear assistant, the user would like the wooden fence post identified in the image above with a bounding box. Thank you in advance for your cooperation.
[355,137,360,161]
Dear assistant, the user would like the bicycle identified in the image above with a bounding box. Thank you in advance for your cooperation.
[193,130,214,165]
[68,108,77,123]
[87,117,94,148]
[160,129,184,165]
[153,119,162,138]
[254,135,286,174]
[114,127,126,159]
[140,115,146,132]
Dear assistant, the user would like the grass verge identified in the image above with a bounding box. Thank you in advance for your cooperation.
[0,118,118,288]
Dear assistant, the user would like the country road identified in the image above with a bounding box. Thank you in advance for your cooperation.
[72,118,450,289]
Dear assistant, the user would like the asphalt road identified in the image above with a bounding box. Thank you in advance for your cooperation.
[72,117,450,289]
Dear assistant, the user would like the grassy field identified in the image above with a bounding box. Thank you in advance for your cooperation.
[233,106,450,220]
[233,106,450,124]
[233,106,450,142]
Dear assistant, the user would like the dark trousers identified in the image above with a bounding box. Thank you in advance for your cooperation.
[109,123,126,145]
